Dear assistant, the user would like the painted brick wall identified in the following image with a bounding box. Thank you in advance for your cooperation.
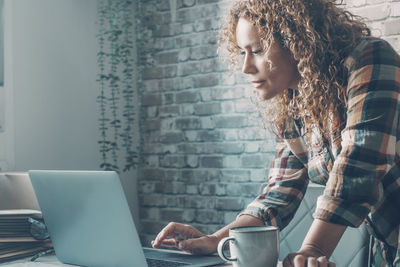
[136,0,400,246]
[343,0,400,53]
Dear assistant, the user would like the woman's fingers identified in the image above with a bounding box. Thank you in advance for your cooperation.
[151,223,216,255]
[178,238,202,254]
[283,253,335,267]
[152,222,180,248]
[178,235,220,255]
[152,222,205,249]
[293,254,307,266]
[153,238,178,247]
[307,257,318,266]
[317,256,336,267]
[282,253,295,267]
[317,256,328,267]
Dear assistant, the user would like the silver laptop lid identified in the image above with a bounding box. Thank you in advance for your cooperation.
[28,170,147,267]
[0,172,40,210]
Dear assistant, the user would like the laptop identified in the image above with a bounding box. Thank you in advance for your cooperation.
[28,170,225,267]
[0,172,40,210]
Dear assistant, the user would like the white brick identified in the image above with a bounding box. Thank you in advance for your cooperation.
[224,212,238,224]
[182,210,196,222]
[180,104,194,115]
[366,0,385,5]
[225,183,243,196]
[352,4,390,21]
[222,155,241,168]
[200,117,215,129]
[245,142,260,153]
[144,208,161,221]
[215,184,227,195]
[392,3,400,17]
[178,48,190,62]
[221,101,234,113]
[212,87,245,100]
[235,99,256,113]
[182,0,195,7]
[350,0,366,7]
[369,21,385,37]
[250,169,268,182]
[199,88,212,101]
[146,106,158,118]
[186,185,198,194]
[223,129,238,140]
[384,19,400,35]
[184,131,197,142]
[145,155,159,167]
[219,72,235,86]
[234,72,248,85]
[185,155,199,168]
[261,138,277,152]
[247,114,263,127]
[238,128,265,140]
[181,23,194,33]
[163,145,178,154]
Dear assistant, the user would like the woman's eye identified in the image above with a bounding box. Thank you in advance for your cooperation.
[252,49,262,55]
[238,49,262,56]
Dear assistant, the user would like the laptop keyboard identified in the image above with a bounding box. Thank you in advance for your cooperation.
[146,258,190,267]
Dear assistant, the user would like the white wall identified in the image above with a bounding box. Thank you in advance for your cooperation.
[1,0,140,225]
[11,0,100,171]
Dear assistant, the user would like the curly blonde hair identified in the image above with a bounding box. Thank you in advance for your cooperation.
[219,0,370,139]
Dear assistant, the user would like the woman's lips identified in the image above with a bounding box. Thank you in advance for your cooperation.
[251,80,265,88]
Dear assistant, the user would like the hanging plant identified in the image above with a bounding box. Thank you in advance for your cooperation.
[96,0,137,172]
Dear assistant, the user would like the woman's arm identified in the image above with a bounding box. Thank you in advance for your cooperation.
[151,214,264,254]
[239,136,309,230]
[153,137,309,255]
[284,37,400,266]
[315,38,400,228]
[283,219,346,266]
[299,219,346,258]
[211,214,265,242]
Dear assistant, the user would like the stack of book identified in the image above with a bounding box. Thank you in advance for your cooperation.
[0,209,53,263]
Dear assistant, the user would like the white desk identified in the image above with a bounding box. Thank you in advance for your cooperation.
[0,255,283,267]
[0,255,74,266]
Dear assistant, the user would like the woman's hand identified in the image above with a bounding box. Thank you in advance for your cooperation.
[283,250,336,267]
[282,219,345,266]
[151,222,219,255]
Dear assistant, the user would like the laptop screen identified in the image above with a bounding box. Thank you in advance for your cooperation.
[29,170,148,267]
[28,170,225,267]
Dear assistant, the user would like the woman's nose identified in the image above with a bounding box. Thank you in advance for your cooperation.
[242,54,256,74]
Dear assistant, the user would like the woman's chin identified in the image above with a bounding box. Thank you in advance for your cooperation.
[256,90,270,101]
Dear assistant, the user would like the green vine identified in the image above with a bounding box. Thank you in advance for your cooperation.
[96,0,137,172]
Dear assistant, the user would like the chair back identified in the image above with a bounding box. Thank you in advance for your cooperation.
[279,183,371,267]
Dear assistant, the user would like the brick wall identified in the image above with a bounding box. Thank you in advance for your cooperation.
[136,0,400,246]
[343,0,400,53]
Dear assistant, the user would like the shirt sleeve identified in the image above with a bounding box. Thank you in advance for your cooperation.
[314,38,400,227]
[239,137,309,229]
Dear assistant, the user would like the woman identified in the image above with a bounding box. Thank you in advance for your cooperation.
[152,0,400,266]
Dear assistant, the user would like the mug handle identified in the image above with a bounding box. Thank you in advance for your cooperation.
[217,236,237,262]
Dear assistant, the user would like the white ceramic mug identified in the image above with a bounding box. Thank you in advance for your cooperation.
[217,226,279,267]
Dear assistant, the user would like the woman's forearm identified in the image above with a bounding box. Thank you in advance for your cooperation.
[299,219,347,258]
[210,216,347,259]
[211,214,265,241]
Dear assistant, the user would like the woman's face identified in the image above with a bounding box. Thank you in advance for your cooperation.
[235,18,300,100]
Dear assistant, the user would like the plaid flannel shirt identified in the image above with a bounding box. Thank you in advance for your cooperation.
[240,37,400,265]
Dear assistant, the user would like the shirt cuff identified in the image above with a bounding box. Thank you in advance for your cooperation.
[313,195,370,227]
[237,205,279,228]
